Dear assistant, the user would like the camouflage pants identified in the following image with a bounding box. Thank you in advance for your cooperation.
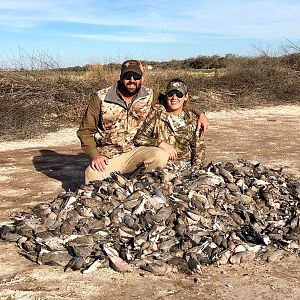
[85,146,169,184]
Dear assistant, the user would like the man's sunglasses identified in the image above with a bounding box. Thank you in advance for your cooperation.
[122,72,142,80]
[166,90,184,98]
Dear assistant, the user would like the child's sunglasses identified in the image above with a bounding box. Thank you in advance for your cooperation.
[166,90,184,98]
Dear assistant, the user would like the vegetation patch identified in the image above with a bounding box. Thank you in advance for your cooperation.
[1,51,300,141]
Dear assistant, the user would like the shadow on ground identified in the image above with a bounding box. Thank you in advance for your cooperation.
[32,149,89,191]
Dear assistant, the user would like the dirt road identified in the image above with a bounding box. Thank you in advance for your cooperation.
[0,105,299,299]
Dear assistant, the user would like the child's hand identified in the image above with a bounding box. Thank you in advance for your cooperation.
[158,142,177,160]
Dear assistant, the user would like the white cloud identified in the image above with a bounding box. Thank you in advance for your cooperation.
[71,32,176,43]
[0,0,299,40]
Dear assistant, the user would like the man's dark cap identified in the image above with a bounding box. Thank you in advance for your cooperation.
[121,59,143,76]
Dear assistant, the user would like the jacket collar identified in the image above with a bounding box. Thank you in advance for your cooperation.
[159,105,192,122]
[104,81,149,109]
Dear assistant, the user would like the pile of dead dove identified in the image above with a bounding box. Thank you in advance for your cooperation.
[0,160,299,275]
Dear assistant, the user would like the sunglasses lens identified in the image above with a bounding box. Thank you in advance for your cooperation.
[176,91,184,98]
[123,73,142,80]
[167,90,184,98]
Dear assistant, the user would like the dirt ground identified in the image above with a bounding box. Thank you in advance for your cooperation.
[0,105,300,300]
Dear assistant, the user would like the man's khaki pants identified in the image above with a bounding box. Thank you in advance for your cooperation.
[85,146,169,184]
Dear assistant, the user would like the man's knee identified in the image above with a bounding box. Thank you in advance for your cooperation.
[153,148,169,166]
[85,165,105,184]
[145,147,169,170]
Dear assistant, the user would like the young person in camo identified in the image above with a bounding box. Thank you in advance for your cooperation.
[134,78,206,167]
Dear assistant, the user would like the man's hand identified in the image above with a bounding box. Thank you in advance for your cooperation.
[158,141,177,160]
[90,155,109,172]
[196,112,209,134]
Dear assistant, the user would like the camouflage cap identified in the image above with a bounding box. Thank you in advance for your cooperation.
[121,59,143,76]
[165,79,187,95]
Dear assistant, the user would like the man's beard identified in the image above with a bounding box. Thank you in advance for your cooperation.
[119,81,140,96]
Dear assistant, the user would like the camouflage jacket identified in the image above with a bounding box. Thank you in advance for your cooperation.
[77,82,154,159]
[134,104,205,166]
[77,83,204,160]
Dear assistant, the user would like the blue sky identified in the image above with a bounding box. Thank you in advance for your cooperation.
[0,0,299,67]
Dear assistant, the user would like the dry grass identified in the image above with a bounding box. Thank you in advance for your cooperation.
[1,53,300,141]
[0,69,109,141]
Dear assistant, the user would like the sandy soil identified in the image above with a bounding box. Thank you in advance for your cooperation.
[0,105,300,300]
